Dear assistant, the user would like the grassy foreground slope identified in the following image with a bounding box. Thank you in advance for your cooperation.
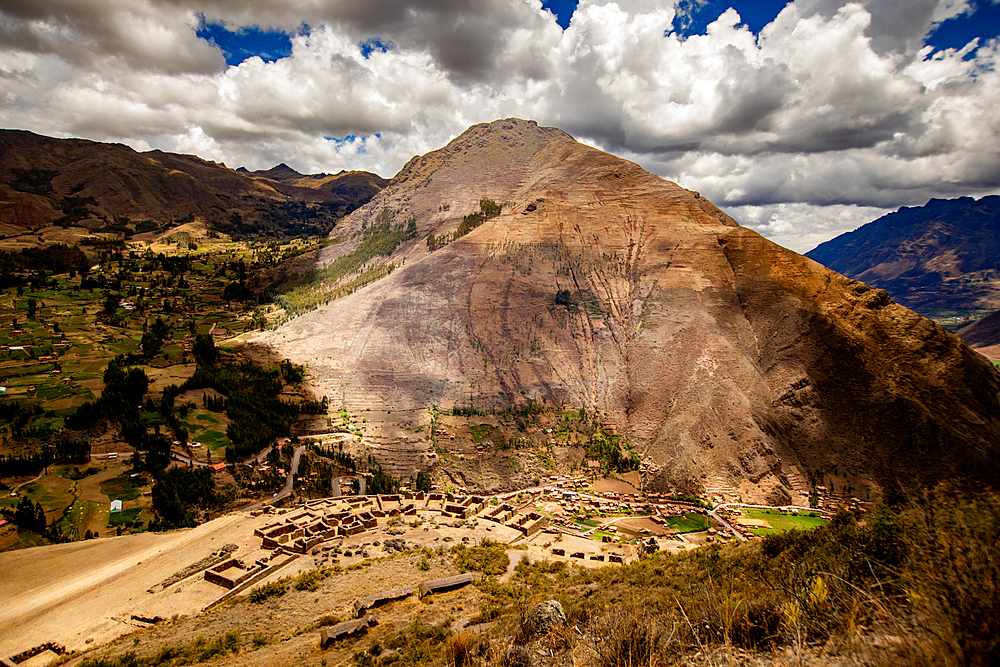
[76,486,998,667]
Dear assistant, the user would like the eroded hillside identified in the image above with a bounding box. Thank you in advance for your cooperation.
[262,119,1000,502]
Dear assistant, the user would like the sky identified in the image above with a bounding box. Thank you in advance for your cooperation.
[2,1,1000,252]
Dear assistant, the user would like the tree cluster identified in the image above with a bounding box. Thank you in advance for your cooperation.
[11,496,46,533]
[149,466,218,529]
[427,199,501,250]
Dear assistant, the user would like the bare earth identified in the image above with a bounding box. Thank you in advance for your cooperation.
[0,513,270,656]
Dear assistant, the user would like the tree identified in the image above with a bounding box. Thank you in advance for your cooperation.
[144,433,173,474]
[193,334,218,366]
[554,289,572,307]
[151,474,192,528]
[13,497,46,533]
[151,466,216,529]
[102,293,119,318]
[151,316,169,341]
[26,298,37,320]
[222,281,252,304]
[415,470,432,492]
[279,359,305,384]
[141,330,163,357]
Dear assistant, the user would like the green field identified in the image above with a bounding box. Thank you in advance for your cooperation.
[99,474,142,502]
[109,507,142,525]
[738,509,829,536]
[58,498,103,539]
[665,512,709,533]
[179,409,230,453]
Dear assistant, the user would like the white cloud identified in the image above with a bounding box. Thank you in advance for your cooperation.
[1,0,998,251]
[727,202,894,253]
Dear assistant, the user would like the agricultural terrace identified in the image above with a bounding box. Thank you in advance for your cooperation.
[0,230,334,548]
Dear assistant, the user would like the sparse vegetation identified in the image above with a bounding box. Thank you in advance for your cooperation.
[79,630,243,667]
[247,578,289,603]
[427,198,502,251]
[274,211,417,316]
[451,538,510,576]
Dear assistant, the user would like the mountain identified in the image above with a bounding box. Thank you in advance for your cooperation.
[243,163,388,203]
[958,309,1000,348]
[0,130,386,236]
[805,196,1000,320]
[261,119,1000,501]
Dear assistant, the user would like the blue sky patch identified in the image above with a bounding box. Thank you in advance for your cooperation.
[541,0,579,30]
[671,0,788,37]
[359,38,394,58]
[196,18,294,67]
[926,0,1000,53]
[541,0,998,53]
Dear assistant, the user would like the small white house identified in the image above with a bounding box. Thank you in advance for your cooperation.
[110,499,123,513]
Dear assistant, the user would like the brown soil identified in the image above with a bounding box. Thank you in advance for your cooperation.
[85,553,479,667]
[0,513,264,657]
[591,478,639,495]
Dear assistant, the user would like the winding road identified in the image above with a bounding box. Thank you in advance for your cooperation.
[235,445,306,513]
[169,443,306,512]
[331,475,366,497]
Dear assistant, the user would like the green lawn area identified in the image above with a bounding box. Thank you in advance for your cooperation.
[100,474,141,502]
[740,509,829,536]
[665,512,709,533]
[109,507,142,525]
[58,498,102,539]
[180,409,230,452]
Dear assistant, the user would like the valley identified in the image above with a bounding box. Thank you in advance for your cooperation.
[0,120,997,667]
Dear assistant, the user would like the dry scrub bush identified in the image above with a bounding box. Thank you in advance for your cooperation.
[589,601,674,667]
[446,630,479,667]
[901,489,1000,666]
[452,539,510,576]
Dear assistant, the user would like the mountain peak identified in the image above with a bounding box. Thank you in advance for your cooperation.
[392,118,574,188]
[806,195,1000,319]
[254,163,304,181]
[264,120,1000,500]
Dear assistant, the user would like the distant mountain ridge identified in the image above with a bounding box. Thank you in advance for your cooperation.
[957,309,1000,349]
[0,129,387,236]
[805,196,1000,319]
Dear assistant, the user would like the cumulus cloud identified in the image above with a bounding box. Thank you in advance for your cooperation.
[0,0,998,251]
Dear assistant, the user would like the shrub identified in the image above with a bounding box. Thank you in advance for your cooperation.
[590,603,672,667]
[902,488,1000,666]
[247,579,288,603]
[446,630,478,667]
[451,539,510,576]
[295,569,325,591]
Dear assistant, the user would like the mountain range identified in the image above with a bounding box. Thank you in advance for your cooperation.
[0,129,387,237]
[261,119,1000,501]
[806,196,1000,321]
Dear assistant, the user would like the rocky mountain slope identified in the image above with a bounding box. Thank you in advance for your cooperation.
[0,130,385,236]
[805,196,1000,319]
[262,119,1000,500]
